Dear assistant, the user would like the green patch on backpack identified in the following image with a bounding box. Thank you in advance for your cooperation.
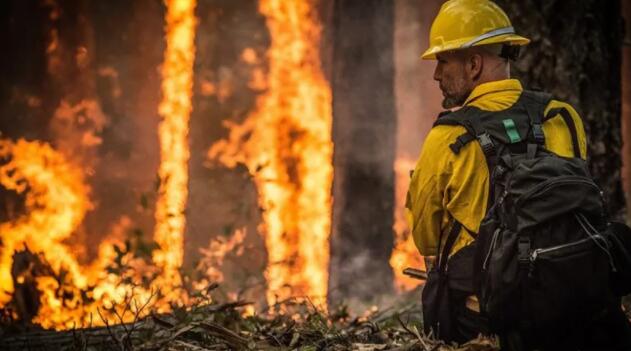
[502,118,522,143]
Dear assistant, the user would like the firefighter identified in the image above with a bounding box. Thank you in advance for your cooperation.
[407,0,631,349]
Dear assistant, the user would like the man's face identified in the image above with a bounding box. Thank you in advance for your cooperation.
[434,51,475,109]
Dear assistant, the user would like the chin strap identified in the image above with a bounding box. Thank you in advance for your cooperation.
[500,44,521,61]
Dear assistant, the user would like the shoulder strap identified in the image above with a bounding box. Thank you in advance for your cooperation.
[436,220,463,273]
[544,106,582,158]
[433,107,487,155]
[519,90,553,146]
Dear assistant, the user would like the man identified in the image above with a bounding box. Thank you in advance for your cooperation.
[406,0,631,349]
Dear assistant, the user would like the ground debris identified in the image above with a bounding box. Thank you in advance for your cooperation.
[0,297,499,351]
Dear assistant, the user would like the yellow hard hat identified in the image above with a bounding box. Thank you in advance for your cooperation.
[422,0,530,60]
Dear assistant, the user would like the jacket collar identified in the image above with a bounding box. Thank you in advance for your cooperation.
[463,79,523,106]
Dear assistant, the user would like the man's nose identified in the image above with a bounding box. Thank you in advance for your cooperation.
[433,64,441,82]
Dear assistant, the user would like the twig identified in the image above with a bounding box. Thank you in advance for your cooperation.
[199,321,250,348]
[96,307,124,351]
[173,339,214,351]
[396,314,431,351]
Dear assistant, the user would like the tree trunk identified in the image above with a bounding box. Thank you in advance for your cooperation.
[329,0,396,307]
[622,0,631,221]
[496,0,626,217]
[79,0,164,255]
[0,2,51,142]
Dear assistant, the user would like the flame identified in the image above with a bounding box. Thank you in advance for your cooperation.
[0,139,91,306]
[152,0,198,302]
[194,229,247,290]
[0,0,199,328]
[0,140,156,329]
[209,0,332,305]
[390,158,425,291]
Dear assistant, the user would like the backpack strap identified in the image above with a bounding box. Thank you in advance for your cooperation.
[449,133,476,154]
[436,220,463,273]
[433,107,495,158]
[544,107,582,158]
[519,90,553,147]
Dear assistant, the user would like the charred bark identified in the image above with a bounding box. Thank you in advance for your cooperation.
[185,0,267,303]
[496,0,626,217]
[329,0,396,306]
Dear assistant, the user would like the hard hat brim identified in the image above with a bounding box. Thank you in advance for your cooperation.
[421,34,531,60]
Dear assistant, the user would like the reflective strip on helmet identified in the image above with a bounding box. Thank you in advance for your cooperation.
[461,26,516,48]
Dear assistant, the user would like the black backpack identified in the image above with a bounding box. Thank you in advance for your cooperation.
[430,90,631,339]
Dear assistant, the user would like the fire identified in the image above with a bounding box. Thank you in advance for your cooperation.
[0,140,155,329]
[152,0,198,302]
[0,139,91,306]
[0,0,200,328]
[390,158,425,291]
[194,229,247,290]
[209,0,333,305]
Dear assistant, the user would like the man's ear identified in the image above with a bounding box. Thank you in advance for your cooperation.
[466,53,483,81]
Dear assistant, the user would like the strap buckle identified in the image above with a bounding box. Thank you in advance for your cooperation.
[477,133,495,156]
[532,123,545,145]
[518,237,531,263]
[449,133,475,154]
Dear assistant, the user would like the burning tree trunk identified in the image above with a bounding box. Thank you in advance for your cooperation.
[329,0,396,306]
[0,2,52,225]
[496,0,627,217]
[81,0,164,254]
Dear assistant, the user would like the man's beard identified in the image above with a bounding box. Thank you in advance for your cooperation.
[441,92,468,109]
[441,94,467,109]
[440,78,472,109]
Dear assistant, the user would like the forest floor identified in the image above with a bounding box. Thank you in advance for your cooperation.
[0,287,500,351]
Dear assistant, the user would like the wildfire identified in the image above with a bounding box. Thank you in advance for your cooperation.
[194,229,247,290]
[209,0,333,305]
[152,0,198,302]
[390,158,425,291]
[0,0,200,329]
[0,139,91,306]
[0,140,156,329]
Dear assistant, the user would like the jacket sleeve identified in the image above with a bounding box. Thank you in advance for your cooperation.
[406,127,449,256]
[406,125,488,256]
[543,100,587,160]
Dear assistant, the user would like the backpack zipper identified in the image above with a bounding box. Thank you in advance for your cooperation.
[482,227,502,270]
[529,235,605,262]
[516,177,600,207]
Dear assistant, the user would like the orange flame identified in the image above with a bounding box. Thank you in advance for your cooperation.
[0,140,156,329]
[0,139,91,306]
[209,0,332,305]
[152,0,198,302]
[0,0,199,328]
[390,158,425,291]
[193,228,247,290]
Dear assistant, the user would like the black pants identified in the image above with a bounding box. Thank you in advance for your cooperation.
[500,302,631,351]
[450,290,490,344]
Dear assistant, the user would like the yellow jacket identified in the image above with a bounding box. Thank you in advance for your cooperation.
[406,79,587,256]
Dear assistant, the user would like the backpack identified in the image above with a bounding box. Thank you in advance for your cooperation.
[431,90,631,338]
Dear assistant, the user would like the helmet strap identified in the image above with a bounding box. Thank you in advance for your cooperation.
[500,45,521,61]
